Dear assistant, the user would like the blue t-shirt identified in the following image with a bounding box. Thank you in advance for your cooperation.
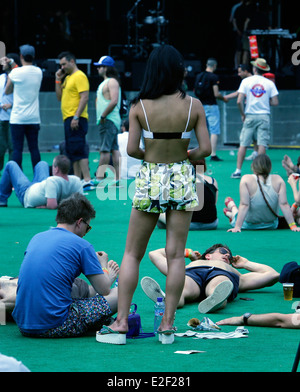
[12,227,103,333]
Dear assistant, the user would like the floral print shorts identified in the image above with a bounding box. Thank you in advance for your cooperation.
[20,295,112,338]
[132,159,199,213]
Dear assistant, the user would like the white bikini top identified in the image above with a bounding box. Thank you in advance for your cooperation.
[140,97,193,139]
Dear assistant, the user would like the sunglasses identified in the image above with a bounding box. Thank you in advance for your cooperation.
[82,219,92,234]
[217,247,233,262]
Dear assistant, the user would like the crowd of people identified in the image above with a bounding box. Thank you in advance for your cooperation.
[0,42,300,362]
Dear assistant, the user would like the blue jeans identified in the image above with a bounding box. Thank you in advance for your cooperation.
[0,160,49,206]
[203,105,221,135]
[10,123,41,169]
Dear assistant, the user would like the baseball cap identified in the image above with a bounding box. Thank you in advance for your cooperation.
[93,55,115,67]
[250,58,270,72]
[19,44,35,58]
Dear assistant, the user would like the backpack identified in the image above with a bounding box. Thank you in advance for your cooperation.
[279,262,300,298]
[194,72,210,98]
[119,89,129,119]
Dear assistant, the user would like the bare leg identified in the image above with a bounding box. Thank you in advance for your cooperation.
[111,150,121,181]
[236,146,247,170]
[96,152,111,179]
[160,210,192,330]
[109,209,159,333]
[210,134,218,157]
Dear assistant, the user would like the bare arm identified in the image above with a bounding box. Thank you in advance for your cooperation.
[217,313,300,329]
[149,248,168,276]
[270,95,279,106]
[237,92,246,121]
[35,198,58,210]
[277,176,300,231]
[127,104,145,159]
[100,78,119,119]
[233,255,279,291]
[227,177,250,232]
[5,77,13,95]
[213,84,227,102]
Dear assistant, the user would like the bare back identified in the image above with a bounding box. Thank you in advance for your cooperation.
[128,93,210,163]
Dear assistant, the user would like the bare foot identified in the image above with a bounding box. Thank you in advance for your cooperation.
[107,260,119,284]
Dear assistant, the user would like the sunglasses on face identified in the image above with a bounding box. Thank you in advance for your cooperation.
[82,219,92,234]
[212,247,233,262]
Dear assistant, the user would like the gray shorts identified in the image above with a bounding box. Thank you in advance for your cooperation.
[239,114,270,147]
[99,119,119,152]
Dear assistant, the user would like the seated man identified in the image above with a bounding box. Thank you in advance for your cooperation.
[11,193,119,338]
[0,155,83,208]
[0,253,118,320]
[141,244,279,313]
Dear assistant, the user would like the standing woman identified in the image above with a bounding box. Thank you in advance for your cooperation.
[97,45,211,345]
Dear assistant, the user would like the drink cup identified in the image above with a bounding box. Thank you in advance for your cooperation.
[292,173,300,180]
[283,283,294,300]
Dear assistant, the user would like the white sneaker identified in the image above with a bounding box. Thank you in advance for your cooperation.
[198,281,234,313]
[141,277,165,302]
[245,151,258,161]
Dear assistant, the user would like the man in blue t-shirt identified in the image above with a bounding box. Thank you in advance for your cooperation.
[12,193,119,337]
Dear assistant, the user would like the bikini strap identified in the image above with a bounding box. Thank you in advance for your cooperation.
[140,99,151,132]
[184,97,193,132]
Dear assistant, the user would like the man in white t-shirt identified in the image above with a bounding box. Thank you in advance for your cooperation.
[0,155,83,208]
[4,45,43,171]
[231,58,279,179]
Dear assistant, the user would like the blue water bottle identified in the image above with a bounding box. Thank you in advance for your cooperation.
[154,297,165,333]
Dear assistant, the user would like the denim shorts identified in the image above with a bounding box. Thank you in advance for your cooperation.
[203,105,221,135]
[239,114,270,147]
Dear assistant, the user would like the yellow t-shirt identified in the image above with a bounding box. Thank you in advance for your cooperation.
[61,70,89,121]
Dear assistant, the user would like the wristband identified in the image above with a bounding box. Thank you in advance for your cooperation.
[292,203,299,210]
[101,115,106,120]
[187,150,191,158]
[55,80,61,84]
[102,268,109,274]
[73,115,79,121]
[185,248,192,258]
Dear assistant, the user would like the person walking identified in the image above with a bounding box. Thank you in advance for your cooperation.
[194,58,227,161]
[231,58,279,179]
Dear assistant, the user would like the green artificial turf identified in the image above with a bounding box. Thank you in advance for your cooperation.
[0,149,299,373]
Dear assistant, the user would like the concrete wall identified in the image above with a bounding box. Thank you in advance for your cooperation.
[35,90,300,151]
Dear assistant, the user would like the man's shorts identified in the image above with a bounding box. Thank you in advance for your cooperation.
[185,266,240,302]
[203,105,221,135]
[64,117,88,162]
[239,114,270,147]
[99,119,119,152]
[132,159,199,213]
